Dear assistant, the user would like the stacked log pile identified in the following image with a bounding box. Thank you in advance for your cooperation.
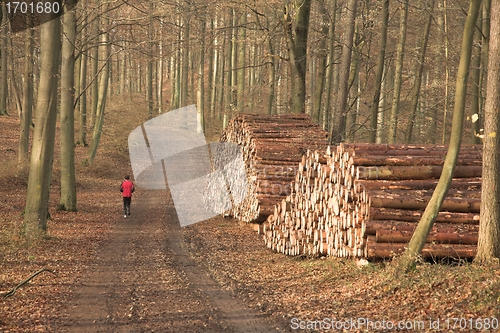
[216,114,328,223]
[260,144,481,260]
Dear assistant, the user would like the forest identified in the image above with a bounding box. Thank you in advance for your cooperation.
[1,0,500,331]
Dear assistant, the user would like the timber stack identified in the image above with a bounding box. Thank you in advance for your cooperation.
[216,114,328,223]
[260,144,481,260]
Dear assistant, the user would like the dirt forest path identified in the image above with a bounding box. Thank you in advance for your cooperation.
[58,190,285,333]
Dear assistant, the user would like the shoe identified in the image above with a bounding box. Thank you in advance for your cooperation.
[124,215,127,218]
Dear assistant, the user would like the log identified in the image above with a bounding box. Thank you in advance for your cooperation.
[368,207,480,224]
[375,229,478,245]
[261,143,482,260]
[365,237,477,259]
[357,165,482,180]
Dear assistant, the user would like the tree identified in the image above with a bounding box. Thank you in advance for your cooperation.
[23,11,61,242]
[368,0,389,143]
[311,0,329,124]
[284,0,312,114]
[0,2,8,116]
[396,0,482,272]
[387,0,409,144]
[88,3,110,163]
[475,0,500,264]
[59,0,78,211]
[18,14,34,164]
[329,0,358,144]
[405,0,435,143]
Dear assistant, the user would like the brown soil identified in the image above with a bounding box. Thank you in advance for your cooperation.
[57,190,285,332]
[1,96,500,333]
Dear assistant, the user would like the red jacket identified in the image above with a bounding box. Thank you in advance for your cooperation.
[120,180,135,197]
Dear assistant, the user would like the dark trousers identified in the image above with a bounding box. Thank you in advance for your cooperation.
[123,197,132,215]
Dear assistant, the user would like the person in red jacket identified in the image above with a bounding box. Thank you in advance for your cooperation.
[120,175,135,217]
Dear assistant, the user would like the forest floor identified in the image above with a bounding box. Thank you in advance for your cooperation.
[1,96,500,332]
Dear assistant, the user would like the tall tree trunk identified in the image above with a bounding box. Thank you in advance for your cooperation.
[471,8,482,144]
[284,0,312,114]
[23,12,61,242]
[158,20,164,114]
[180,17,190,107]
[329,0,358,143]
[236,12,246,113]
[210,16,219,118]
[376,68,387,143]
[323,0,337,130]
[387,0,409,144]
[405,0,435,143]
[368,0,389,143]
[19,15,34,164]
[266,37,276,115]
[397,0,481,272]
[90,5,100,125]
[197,17,206,134]
[0,2,8,116]
[88,10,110,164]
[475,0,500,264]
[147,1,154,118]
[312,0,329,124]
[78,34,88,146]
[59,0,77,211]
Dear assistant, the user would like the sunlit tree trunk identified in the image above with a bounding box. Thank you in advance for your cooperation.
[369,0,389,143]
[23,12,61,242]
[329,0,358,143]
[158,20,164,114]
[475,0,500,264]
[397,0,481,272]
[88,7,110,164]
[59,0,78,211]
[19,15,34,164]
[90,4,100,125]
[387,0,408,144]
[284,0,312,114]
[323,0,337,130]
[78,28,88,146]
[0,3,8,116]
[147,1,154,118]
[197,17,206,134]
[405,0,434,143]
[236,11,246,113]
[312,0,329,124]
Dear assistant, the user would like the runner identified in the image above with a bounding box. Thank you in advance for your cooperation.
[120,175,135,217]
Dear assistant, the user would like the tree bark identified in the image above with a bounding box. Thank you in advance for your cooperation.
[236,11,246,113]
[405,0,435,143]
[23,11,61,242]
[387,0,409,144]
[396,0,482,272]
[88,8,110,164]
[322,0,337,130]
[19,15,34,164]
[0,2,8,116]
[312,0,329,124]
[90,5,100,125]
[475,0,500,264]
[368,0,389,143]
[284,0,312,114]
[197,17,206,134]
[329,0,358,143]
[147,1,154,118]
[59,0,78,212]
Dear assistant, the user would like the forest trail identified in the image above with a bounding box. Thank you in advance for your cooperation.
[57,190,285,333]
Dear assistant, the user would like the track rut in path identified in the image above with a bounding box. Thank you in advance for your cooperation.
[58,190,285,333]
